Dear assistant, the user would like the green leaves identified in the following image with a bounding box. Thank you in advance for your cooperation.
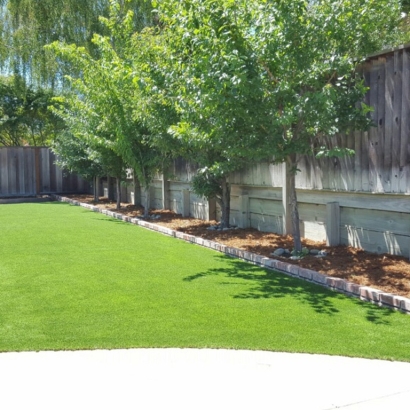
[47,1,166,188]
[0,75,61,146]
[153,0,402,231]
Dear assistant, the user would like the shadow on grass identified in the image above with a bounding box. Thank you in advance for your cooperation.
[364,303,395,325]
[185,254,395,323]
[93,216,126,224]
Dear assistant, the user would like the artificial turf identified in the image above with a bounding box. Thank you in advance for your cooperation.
[1,201,410,361]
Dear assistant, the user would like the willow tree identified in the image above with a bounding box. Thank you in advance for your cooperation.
[0,74,62,146]
[0,0,154,87]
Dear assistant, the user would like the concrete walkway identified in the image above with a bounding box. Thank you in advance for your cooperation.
[0,349,409,409]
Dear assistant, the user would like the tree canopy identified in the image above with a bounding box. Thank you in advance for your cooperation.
[4,0,403,244]
[154,0,402,246]
[48,3,168,212]
[0,0,154,87]
[0,74,62,146]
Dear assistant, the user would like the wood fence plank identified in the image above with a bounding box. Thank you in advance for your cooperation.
[23,148,33,195]
[368,60,383,192]
[49,150,57,192]
[35,148,41,195]
[318,138,330,190]
[360,67,371,192]
[345,131,355,190]
[17,148,25,195]
[392,50,402,193]
[400,50,410,193]
[7,147,17,195]
[361,131,370,191]
[335,134,344,190]
[309,147,322,190]
[40,148,50,193]
[353,130,362,191]
[326,141,336,190]
[383,55,394,192]
[296,154,307,189]
[54,151,64,192]
[0,148,9,195]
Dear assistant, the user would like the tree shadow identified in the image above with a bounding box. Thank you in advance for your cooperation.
[92,216,125,224]
[362,302,395,325]
[184,254,396,323]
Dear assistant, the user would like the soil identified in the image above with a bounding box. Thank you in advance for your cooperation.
[66,195,410,299]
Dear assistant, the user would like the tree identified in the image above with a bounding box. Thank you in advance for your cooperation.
[52,131,105,201]
[156,0,402,248]
[0,0,154,87]
[155,0,275,228]
[48,1,167,214]
[0,75,62,146]
[51,86,128,209]
[246,0,402,252]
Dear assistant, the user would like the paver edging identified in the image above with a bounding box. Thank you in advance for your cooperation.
[51,195,410,314]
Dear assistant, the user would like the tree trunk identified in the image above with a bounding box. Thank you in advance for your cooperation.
[116,177,121,210]
[107,176,115,201]
[143,185,150,218]
[219,177,231,229]
[286,155,302,252]
[132,170,141,206]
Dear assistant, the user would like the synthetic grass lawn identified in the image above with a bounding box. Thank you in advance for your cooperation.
[1,202,410,361]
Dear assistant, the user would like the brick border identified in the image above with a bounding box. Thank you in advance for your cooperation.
[52,195,410,315]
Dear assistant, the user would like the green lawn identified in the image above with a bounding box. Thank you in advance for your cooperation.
[1,202,410,361]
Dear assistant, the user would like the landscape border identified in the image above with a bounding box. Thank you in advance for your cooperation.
[51,194,410,315]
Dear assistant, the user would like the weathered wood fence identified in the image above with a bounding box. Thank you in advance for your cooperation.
[0,147,90,197]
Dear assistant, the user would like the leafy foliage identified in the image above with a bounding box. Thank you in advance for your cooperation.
[155,0,402,242]
[0,0,154,87]
[47,2,168,212]
[155,0,278,227]
[0,75,62,146]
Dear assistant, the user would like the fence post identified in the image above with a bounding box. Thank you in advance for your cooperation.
[239,195,250,228]
[182,189,190,217]
[326,202,340,246]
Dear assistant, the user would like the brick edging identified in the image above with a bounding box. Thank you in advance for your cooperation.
[52,195,410,315]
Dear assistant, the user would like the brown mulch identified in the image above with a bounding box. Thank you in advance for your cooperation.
[66,195,410,299]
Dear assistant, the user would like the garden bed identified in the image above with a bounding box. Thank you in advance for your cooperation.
[66,195,410,299]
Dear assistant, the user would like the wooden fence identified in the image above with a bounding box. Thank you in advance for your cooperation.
[0,147,90,197]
